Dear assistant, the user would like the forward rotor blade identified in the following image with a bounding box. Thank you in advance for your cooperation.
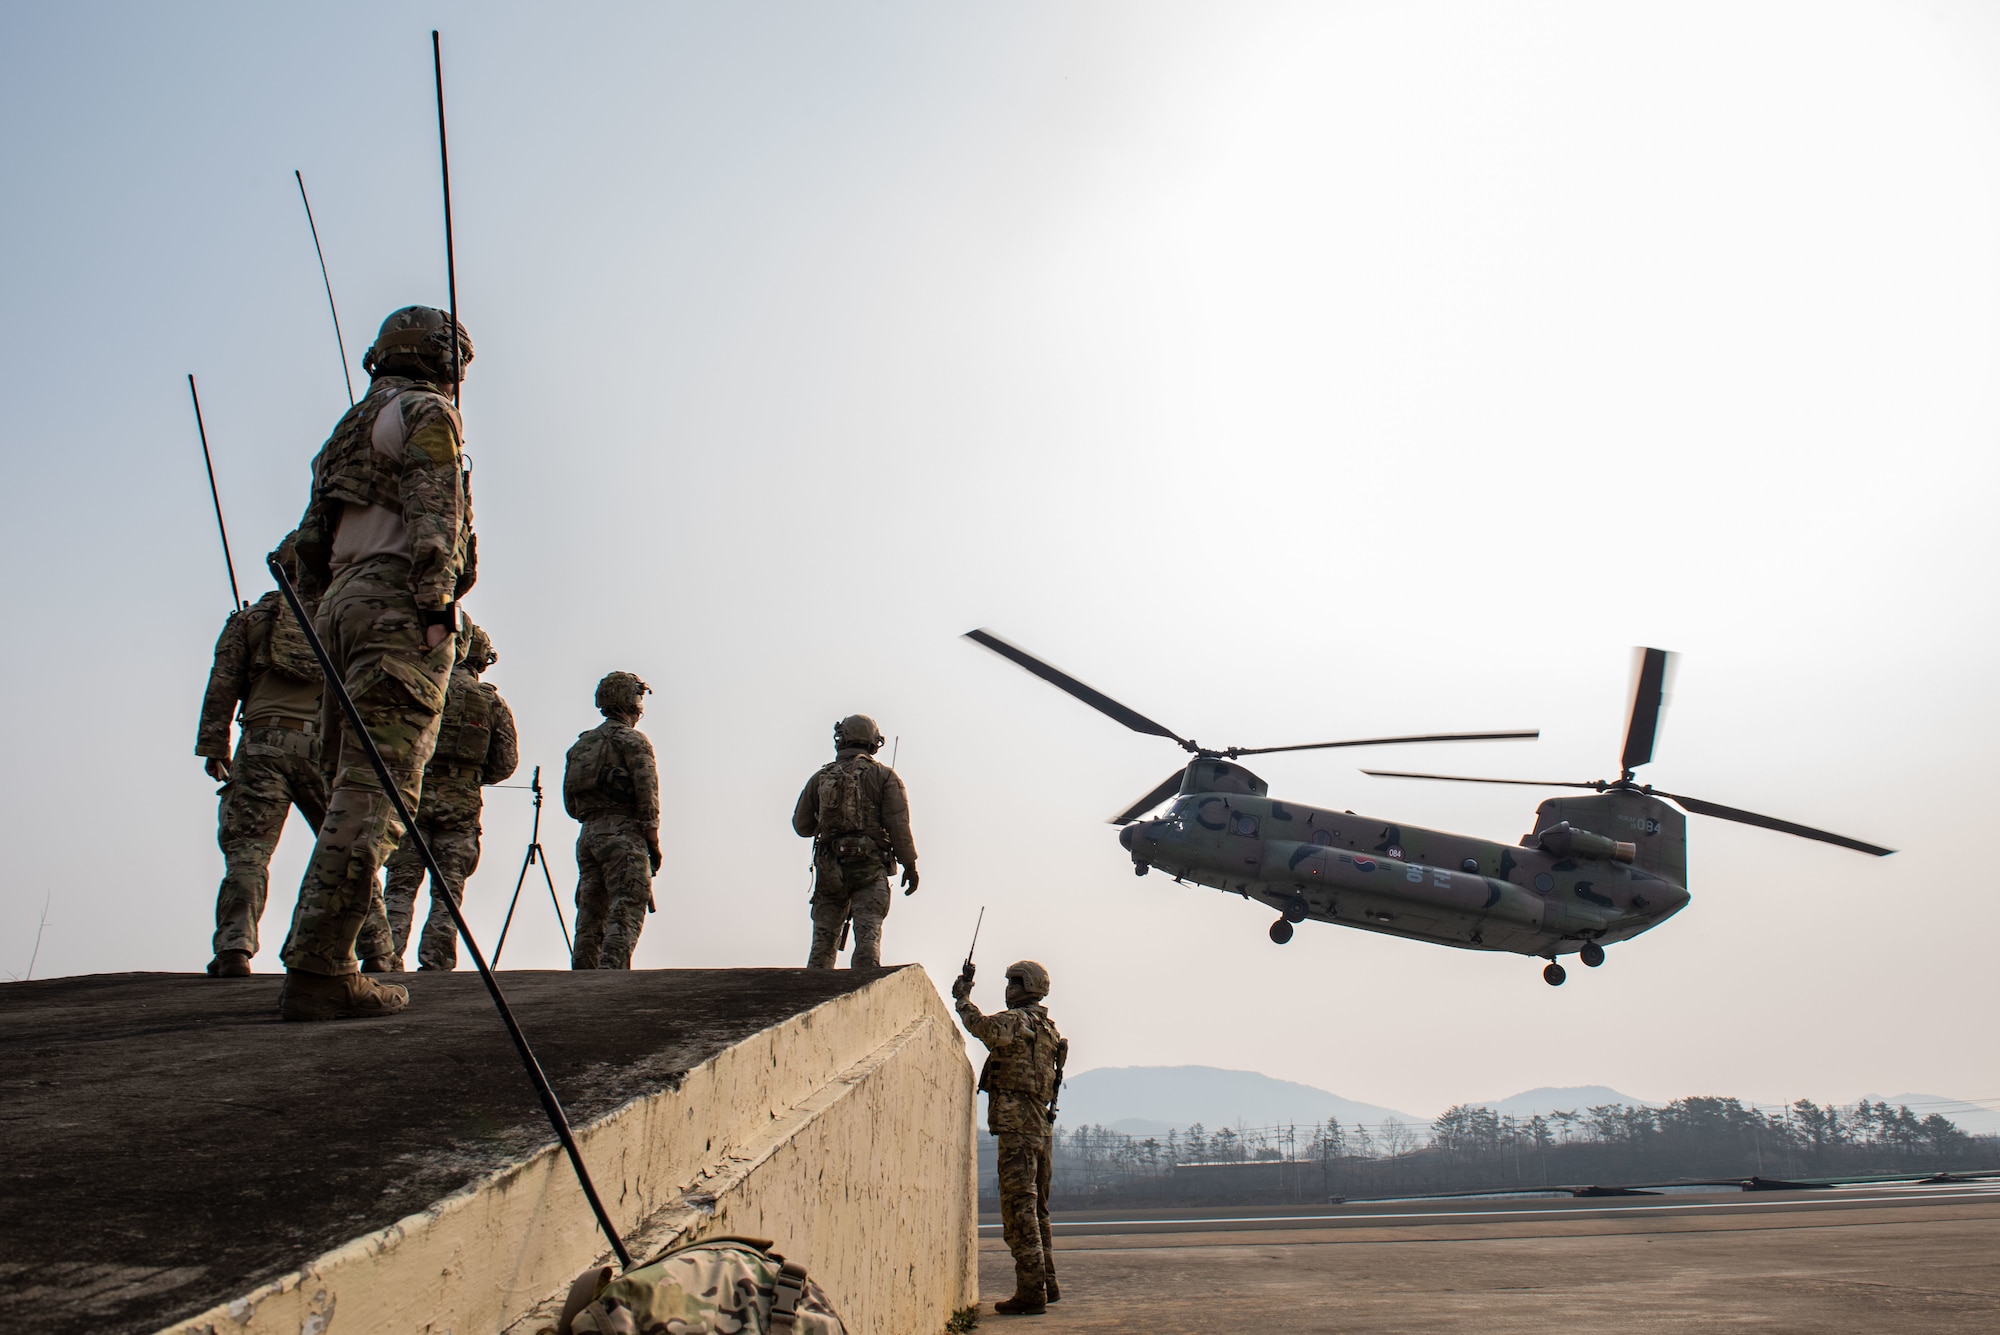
[1362,769,1604,789]
[1109,768,1191,826]
[1652,790,1894,857]
[965,629,1188,746]
[1621,647,1674,774]
[1234,729,1539,757]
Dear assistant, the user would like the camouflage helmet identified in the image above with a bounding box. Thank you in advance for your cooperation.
[834,714,884,753]
[463,622,496,673]
[1005,960,1050,1000]
[596,671,651,718]
[361,305,474,380]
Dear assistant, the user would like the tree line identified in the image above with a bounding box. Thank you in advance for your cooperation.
[1027,1097,1988,1206]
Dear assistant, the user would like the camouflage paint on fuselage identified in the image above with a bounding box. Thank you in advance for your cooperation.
[1118,761,1691,959]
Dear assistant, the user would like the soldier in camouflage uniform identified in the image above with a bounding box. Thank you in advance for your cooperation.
[195,532,327,977]
[791,714,918,970]
[374,620,518,971]
[954,959,1068,1316]
[564,672,660,969]
[274,305,477,1021]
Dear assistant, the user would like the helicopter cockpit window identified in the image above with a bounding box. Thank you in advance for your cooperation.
[1229,811,1260,838]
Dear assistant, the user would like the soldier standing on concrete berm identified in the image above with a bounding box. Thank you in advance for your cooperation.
[564,672,660,969]
[954,959,1068,1315]
[195,532,327,977]
[370,620,518,971]
[791,714,919,969]
[274,305,477,1021]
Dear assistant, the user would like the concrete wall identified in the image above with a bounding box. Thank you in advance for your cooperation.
[165,967,977,1335]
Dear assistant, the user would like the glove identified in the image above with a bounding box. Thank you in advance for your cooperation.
[951,973,973,1001]
[646,834,663,876]
[204,756,231,782]
[900,864,919,896]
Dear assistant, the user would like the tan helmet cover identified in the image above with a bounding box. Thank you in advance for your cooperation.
[834,714,884,752]
[1005,960,1050,999]
[596,671,651,718]
[362,305,474,379]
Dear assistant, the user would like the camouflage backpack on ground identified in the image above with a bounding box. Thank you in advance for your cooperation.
[557,1236,847,1335]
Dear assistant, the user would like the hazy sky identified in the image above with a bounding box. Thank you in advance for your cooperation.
[4,1,1997,1120]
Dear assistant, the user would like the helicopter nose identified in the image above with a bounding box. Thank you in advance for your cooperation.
[1119,825,1137,852]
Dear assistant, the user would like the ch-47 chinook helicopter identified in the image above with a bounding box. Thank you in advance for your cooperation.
[966,631,1894,986]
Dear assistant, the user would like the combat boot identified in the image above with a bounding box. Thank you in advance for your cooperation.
[994,1282,1046,1316]
[279,970,410,1021]
[206,950,251,978]
[360,954,402,974]
[1043,1277,1060,1303]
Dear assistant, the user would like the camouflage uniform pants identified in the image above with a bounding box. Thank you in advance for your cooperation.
[807,856,892,969]
[279,556,454,977]
[380,780,484,969]
[572,816,652,970]
[996,1131,1055,1292]
[211,727,328,959]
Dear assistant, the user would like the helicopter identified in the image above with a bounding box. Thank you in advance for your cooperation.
[965,631,1893,985]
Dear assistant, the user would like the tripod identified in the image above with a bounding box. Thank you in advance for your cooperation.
[493,765,571,965]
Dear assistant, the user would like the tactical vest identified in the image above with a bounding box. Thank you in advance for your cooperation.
[430,670,495,769]
[312,376,446,512]
[977,1007,1062,1104]
[565,724,638,820]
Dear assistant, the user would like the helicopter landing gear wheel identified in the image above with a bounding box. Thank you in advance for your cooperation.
[1134,863,1150,877]
[1269,919,1295,945]
[1543,961,1567,986]
[1580,942,1605,968]
[1283,903,1308,924]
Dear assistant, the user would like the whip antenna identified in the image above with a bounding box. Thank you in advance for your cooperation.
[294,170,354,405]
[186,375,242,610]
[431,30,461,405]
[269,556,631,1268]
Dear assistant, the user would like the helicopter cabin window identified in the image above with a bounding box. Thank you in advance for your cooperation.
[1229,811,1260,838]
[1310,828,1333,845]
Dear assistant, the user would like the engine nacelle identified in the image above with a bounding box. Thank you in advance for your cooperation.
[1536,821,1636,863]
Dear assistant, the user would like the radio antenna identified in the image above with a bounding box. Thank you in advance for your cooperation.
[186,375,243,610]
[294,170,354,405]
[431,30,461,405]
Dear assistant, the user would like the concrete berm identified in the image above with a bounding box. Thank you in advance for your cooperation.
[0,966,977,1335]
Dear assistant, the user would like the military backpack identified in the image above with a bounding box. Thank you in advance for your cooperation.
[565,723,639,821]
[431,671,497,767]
[555,1236,847,1335]
[814,756,888,869]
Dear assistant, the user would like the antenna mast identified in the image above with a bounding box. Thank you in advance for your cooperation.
[431,31,461,404]
[294,170,354,405]
[186,375,243,610]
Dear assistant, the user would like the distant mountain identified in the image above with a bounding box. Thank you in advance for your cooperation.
[1471,1086,1649,1119]
[1059,1066,1422,1133]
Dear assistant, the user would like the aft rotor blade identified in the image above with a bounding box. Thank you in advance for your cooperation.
[1362,769,1604,789]
[1234,729,1540,757]
[1109,769,1191,826]
[1652,790,1894,857]
[965,629,1188,746]
[1621,647,1674,774]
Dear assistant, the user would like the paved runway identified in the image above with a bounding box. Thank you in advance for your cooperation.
[976,1182,2000,1332]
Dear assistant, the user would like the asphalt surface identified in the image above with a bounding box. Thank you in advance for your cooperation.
[0,967,892,1335]
[978,1182,2000,1331]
